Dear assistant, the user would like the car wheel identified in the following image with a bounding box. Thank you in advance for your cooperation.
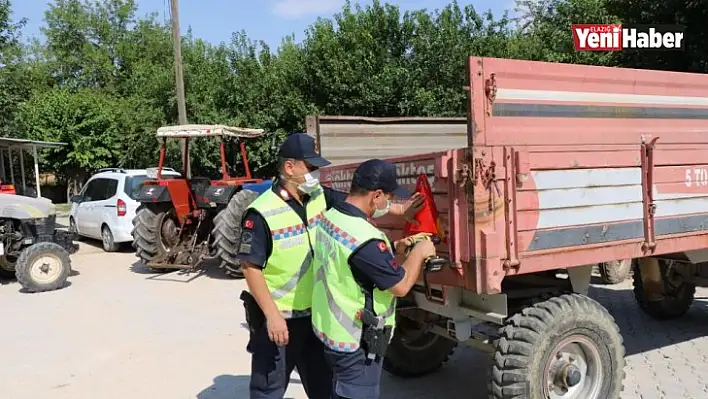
[68,217,82,241]
[101,225,119,252]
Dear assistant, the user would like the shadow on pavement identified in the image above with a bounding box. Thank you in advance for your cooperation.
[130,258,243,282]
[196,374,300,399]
[77,239,134,254]
[589,283,708,357]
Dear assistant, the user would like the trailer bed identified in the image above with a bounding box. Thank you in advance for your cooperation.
[317,56,708,296]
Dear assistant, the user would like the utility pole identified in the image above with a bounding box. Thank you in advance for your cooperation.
[170,0,190,178]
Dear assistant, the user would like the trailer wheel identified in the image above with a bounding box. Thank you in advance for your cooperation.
[15,242,71,293]
[632,259,695,320]
[490,293,625,399]
[598,259,632,284]
[211,189,259,278]
[132,204,174,273]
[383,316,457,377]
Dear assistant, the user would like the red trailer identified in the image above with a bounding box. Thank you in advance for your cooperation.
[312,56,708,398]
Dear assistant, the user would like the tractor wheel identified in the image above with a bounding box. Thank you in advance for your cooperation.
[598,259,632,284]
[15,242,71,293]
[383,315,457,377]
[132,203,176,273]
[0,253,17,279]
[632,259,695,320]
[211,189,260,278]
[489,293,625,399]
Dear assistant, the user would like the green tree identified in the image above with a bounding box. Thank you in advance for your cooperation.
[17,88,122,196]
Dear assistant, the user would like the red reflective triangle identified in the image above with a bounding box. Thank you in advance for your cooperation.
[403,174,444,240]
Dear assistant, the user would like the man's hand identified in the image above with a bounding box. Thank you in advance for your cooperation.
[394,232,432,255]
[411,239,436,260]
[402,192,425,223]
[389,192,425,222]
[266,314,289,346]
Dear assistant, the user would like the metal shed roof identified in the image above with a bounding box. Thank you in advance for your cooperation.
[0,137,68,149]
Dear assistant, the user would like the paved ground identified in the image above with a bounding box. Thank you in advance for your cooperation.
[3,227,708,398]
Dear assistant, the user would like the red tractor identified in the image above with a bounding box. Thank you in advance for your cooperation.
[131,124,272,277]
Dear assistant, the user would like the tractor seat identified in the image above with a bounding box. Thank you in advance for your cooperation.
[190,177,212,198]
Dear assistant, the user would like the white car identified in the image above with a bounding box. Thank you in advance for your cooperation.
[69,168,181,252]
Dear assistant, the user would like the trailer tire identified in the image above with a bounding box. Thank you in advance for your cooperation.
[383,317,457,377]
[15,242,71,293]
[132,204,173,273]
[599,259,632,284]
[490,293,625,399]
[211,189,259,279]
[632,259,695,320]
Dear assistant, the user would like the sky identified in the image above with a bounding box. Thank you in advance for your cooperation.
[13,0,515,48]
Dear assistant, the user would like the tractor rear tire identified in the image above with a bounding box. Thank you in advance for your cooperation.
[15,242,71,293]
[212,189,260,278]
[599,259,632,284]
[632,259,695,320]
[489,293,625,399]
[132,203,172,273]
[383,316,457,377]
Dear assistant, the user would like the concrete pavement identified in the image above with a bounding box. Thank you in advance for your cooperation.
[2,240,708,398]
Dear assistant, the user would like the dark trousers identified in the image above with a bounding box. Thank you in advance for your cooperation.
[248,316,333,399]
[324,347,384,399]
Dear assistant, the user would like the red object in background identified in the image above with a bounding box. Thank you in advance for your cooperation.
[403,174,446,242]
[0,184,16,195]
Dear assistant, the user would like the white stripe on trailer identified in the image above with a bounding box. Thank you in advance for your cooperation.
[496,88,708,107]
[532,168,708,229]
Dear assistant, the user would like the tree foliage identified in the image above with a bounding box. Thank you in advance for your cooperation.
[0,0,705,199]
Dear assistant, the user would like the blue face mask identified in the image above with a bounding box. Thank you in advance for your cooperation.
[372,196,390,219]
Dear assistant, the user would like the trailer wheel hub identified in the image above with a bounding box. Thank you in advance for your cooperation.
[544,334,602,398]
[562,364,582,387]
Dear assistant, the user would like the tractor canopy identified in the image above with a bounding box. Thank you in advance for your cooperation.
[156,124,265,139]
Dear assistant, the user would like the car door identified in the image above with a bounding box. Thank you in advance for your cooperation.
[82,178,110,238]
[93,177,119,235]
[74,179,98,237]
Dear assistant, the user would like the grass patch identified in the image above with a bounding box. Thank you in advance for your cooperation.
[55,203,72,214]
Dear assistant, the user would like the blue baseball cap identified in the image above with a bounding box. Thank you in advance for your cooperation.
[352,159,411,198]
[278,133,331,168]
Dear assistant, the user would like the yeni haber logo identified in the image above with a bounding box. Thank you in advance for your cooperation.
[572,24,685,51]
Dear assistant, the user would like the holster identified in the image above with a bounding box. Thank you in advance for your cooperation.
[240,290,265,332]
[359,308,393,361]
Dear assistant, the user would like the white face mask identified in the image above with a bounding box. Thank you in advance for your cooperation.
[297,170,320,194]
[372,197,390,219]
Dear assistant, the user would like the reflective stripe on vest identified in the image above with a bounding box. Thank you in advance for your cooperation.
[311,208,397,352]
[248,186,326,318]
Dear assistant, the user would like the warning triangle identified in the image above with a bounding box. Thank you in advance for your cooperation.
[403,174,445,241]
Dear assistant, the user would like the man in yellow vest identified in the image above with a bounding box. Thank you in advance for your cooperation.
[311,159,436,399]
[236,135,424,399]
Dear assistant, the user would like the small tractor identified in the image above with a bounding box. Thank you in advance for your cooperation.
[131,124,272,277]
[0,194,78,292]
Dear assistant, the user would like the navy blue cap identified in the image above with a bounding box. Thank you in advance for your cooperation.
[352,159,411,198]
[278,133,330,168]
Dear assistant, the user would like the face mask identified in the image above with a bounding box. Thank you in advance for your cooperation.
[372,196,390,219]
[297,170,320,194]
